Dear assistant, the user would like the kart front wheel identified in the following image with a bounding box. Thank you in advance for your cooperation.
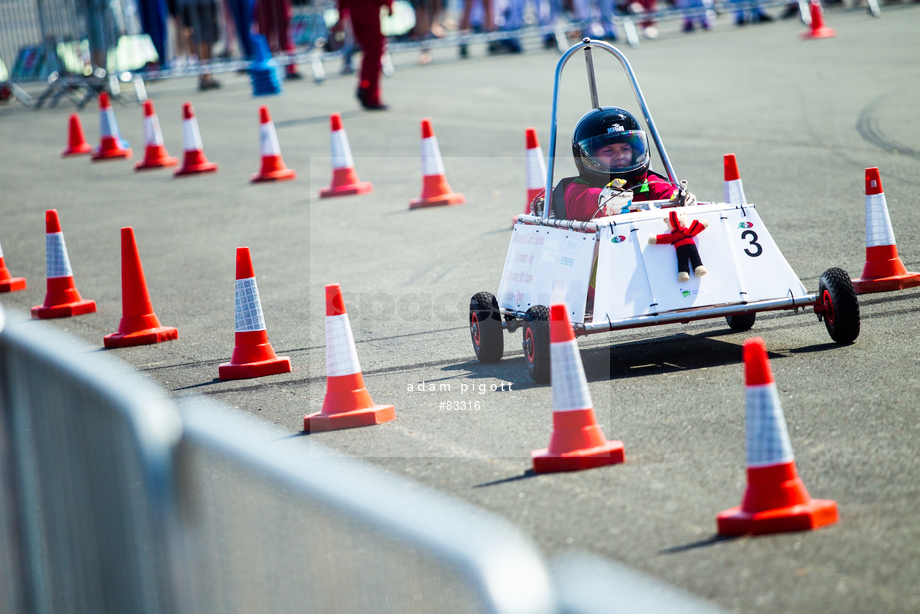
[726,312,756,332]
[470,292,503,363]
[523,305,551,383]
[816,267,860,344]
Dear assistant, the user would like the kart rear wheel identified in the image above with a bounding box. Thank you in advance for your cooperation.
[523,305,551,383]
[470,292,503,363]
[817,267,860,344]
[726,312,756,331]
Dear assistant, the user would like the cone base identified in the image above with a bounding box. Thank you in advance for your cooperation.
[104,325,178,348]
[801,27,836,39]
[31,299,97,319]
[531,441,625,474]
[218,355,291,380]
[175,161,218,176]
[251,167,297,183]
[304,404,396,433]
[717,498,838,535]
[319,181,373,198]
[852,272,920,295]
[0,278,27,293]
[136,156,179,170]
[92,147,133,161]
[409,192,465,209]
[62,144,93,157]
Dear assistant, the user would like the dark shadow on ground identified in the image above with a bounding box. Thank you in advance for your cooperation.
[659,534,735,555]
[473,469,538,488]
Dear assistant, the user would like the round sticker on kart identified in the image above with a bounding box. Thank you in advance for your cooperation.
[738,222,754,229]
[611,235,627,244]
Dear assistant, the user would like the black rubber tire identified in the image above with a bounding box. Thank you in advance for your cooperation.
[470,292,504,363]
[817,267,860,344]
[523,305,551,383]
[726,312,756,332]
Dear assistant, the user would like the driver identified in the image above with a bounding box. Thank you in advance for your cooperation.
[558,107,695,221]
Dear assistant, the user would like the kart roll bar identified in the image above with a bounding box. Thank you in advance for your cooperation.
[544,39,679,219]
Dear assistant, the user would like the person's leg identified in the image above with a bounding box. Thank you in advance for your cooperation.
[278,0,300,77]
[197,2,222,89]
[351,1,385,107]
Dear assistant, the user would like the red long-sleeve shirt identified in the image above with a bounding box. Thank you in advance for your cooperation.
[564,172,679,221]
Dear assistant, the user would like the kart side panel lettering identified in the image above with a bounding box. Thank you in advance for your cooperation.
[499,224,596,323]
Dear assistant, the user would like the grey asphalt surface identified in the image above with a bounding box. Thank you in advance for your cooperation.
[2,6,920,612]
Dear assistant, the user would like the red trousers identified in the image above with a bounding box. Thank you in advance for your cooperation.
[349,0,385,105]
[256,0,294,55]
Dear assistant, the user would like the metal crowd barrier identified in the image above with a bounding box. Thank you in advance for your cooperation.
[0,0,153,107]
[2,0,888,107]
[0,306,725,613]
[0,309,184,614]
[174,397,556,614]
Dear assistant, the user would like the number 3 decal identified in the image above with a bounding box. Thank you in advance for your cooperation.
[741,230,763,257]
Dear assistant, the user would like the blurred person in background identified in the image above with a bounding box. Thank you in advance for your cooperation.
[457,0,495,58]
[334,0,391,109]
[676,0,712,31]
[78,0,119,73]
[181,0,223,88]
[255,0,302,78]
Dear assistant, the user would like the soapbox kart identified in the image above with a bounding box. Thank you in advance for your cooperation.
[469,39,860,383]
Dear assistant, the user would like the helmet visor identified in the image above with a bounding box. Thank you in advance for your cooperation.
[576,130,650,176]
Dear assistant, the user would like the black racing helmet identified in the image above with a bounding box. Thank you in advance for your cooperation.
[572,107,651,186]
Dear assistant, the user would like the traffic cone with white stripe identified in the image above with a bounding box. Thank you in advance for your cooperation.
[91,92,132,161]
[514,128,546,225]
[251,105,296,183]
[852,167,920,294]
[135,100,178,170]
[717,337,838,535]
[31,209,96,319]
[800,0,835,39]
[410,119,465,209]
[723,153,747,205]
[104,227,178,348]
[218,247,291,380]
[303,283,396,432]
[62,113,92,157]
[319,113,371,197]
[532,304,625,473]
[0,236,26,293]
[174,102,218,176]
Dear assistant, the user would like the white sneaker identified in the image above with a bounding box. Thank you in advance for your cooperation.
[643,26,659,39]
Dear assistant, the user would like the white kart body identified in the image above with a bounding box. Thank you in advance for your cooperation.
[498,202,809,328]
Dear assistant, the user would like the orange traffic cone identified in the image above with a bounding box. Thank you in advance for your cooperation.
[532,304,625,473]
[174,102,218,176]
[31,209,97,319]
[135,100,179,170]
[801,0,835,39]
[251,105,296,183]
[303,283,396,432]
[723,153,747,205]
[514,128,546,225]
[62,113,92,157]
[91,92,132,161]
[104,227,178,348]
[717,338,838,536]
[409,119,465,209]
[0,236,27,293]
[852,167,920,294]
[319,113,371,197]
[219,248,291,380]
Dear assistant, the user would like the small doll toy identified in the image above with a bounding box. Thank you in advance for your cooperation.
[648,210,709,282]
